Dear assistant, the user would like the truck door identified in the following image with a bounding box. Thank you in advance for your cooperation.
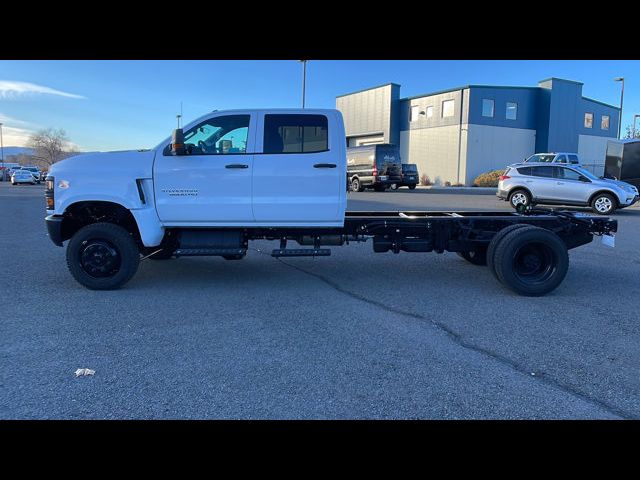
[252,112,344,224]
[154,113,256,224]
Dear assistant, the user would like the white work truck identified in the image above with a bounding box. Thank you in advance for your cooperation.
[45,108,617,296]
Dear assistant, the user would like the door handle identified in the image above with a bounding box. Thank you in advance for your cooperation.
[225,164,249,169]
[525,180,533,183]
[314,163,337,168]
[557,182,565,185]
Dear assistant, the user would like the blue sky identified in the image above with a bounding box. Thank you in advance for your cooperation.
[0,60,638,151]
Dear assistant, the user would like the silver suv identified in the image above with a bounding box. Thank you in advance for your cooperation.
[497,163,639,214]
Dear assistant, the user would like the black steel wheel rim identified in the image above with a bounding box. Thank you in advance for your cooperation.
[512,242,556,284]
[80,240,122,278]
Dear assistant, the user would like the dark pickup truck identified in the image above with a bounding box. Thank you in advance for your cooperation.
[390,164,419,190]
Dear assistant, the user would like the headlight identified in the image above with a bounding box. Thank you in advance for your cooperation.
[45,177,55,210]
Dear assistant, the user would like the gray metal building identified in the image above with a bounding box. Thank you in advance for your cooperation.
[336,78,620,185]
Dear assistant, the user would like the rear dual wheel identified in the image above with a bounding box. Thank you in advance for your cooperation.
[489,225,568,296]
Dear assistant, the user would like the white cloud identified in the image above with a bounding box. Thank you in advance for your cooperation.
[1,113,83,150]
[1,125,33,146]
[0,113,39,147]
[0,80,86,100]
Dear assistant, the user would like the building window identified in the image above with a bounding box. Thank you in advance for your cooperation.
[506,102,518,120]
[442,99,454,118]
[410,105,420,122]
[426,106,433,118]
[584,112,594,129]
[601,115,610,130]
[482,99,494,118]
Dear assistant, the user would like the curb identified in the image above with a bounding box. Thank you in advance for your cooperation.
[411,186,497,195]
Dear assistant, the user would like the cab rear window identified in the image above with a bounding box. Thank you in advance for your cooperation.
[263,114,328,154]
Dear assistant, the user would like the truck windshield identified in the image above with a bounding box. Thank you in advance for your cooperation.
[526,154,556,163]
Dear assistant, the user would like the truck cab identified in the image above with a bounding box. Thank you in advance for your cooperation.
[46,109,347,243]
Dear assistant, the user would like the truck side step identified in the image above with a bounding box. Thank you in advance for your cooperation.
[271,248,331,258]
[175,248,246,257]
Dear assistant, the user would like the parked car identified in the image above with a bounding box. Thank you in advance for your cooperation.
[497,162,639,215]
[347,144,402,192]
[19,166,42,184]
[523,152,581,165]
[11,170,37,185]
[0,163,21,181]
[7,166,24,177]
[390,164,419,190]
[604,139,640,189]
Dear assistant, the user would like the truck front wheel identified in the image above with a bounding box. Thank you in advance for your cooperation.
[66,222,140,290]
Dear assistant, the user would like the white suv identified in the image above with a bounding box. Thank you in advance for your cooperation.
[497,163,639,215]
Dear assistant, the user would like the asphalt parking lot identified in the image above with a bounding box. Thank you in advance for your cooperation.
[1,182,639,419]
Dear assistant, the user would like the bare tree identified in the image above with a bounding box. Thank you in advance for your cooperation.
[28,128,71,167]
[622,124,640,140]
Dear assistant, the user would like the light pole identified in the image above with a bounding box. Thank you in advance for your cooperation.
[614,77,624,139]
[299,60,308,108]
[633,114,640,139]
[0,123,4,181]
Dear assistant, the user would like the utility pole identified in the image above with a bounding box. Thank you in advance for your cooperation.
[0,123,4,181]
[300,60,308,108]
[177,102,183,128]
[614,77,624,139]
[633,114,640,139]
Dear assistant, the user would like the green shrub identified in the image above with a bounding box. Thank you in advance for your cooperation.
[473,169,504,187]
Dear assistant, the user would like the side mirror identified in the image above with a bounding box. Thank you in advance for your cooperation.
[171,128,186,156]
[579,175,590,183]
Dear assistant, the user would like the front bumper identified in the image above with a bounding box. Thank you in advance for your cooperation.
[621,194,640,207]
[45,215,64,247]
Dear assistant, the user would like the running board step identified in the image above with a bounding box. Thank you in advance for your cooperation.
[175,248,246,257]
[271,248,331,258]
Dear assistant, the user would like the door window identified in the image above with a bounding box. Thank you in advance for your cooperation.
[531,166,554,178]
[263,114,328,154]
[568,154,580,164]
[167,115,250,155]
[557,168,584,181]
[555,154,567,163]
